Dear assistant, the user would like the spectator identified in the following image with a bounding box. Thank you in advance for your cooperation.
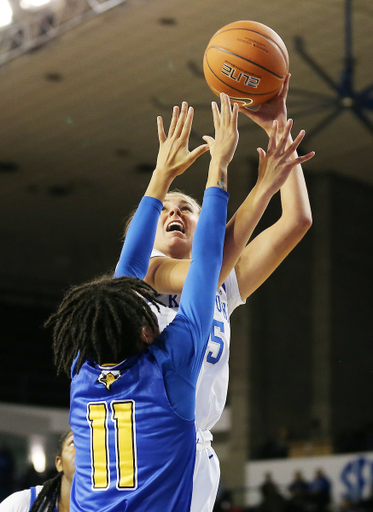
[287,470,309,512]
[257,472,286,512]
[260,472,278,499]
[308,469,331,512]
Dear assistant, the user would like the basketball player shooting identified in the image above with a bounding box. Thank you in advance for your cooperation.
[114,80,315,512]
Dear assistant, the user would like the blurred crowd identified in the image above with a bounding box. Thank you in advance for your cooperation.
[256,469,332,512]
[213,468,373,512]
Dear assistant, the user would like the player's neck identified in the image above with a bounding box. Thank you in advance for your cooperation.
[58,477,70,512]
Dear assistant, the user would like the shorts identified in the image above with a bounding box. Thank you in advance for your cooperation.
[191,443,220,512]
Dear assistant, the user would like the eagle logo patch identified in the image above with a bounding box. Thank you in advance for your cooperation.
[97,370,121,391]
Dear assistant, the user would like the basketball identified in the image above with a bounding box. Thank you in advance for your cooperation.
[203,20,289,107]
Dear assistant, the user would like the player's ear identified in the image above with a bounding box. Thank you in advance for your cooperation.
[55,455,63,473]
[141,325,156,345]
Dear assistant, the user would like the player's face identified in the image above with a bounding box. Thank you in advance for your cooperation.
[154,194,200,259]
[55,431,75,484]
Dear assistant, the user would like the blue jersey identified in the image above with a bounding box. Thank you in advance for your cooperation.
[70,188,228,512]
[70,352,195,512]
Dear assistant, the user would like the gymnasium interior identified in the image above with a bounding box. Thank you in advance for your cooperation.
[0,0,372,510]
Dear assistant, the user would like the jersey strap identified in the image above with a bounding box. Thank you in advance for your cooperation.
[29,487,37,509]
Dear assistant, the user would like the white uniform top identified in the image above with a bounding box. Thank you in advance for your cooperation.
[0,486,43,512]
[150,249,245,431]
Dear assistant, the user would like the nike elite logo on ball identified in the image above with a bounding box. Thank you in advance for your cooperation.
[220,62,260,88]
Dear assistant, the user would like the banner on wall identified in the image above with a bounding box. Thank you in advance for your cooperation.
[246,451,373,506]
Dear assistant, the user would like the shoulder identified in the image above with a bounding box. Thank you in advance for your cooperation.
[0,486,42,512]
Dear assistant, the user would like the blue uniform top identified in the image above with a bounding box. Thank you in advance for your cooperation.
[69,187,228,512]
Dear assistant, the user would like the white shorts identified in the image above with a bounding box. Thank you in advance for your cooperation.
[191,433,220,512]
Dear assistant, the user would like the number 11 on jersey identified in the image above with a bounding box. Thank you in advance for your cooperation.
[87,400,137,490]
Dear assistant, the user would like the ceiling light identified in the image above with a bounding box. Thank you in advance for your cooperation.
[30,436,46,473]
[20,0,51,10]
[0,0,12,28]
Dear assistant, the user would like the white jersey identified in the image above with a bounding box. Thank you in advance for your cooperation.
[0,486,43,512]
[150,249,244,431]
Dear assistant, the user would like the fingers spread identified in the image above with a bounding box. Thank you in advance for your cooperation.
[295,151,315,166]
[157,116,166,144]
[180,106,194,141]
[173,101,189,139]
[211,101,220,129]
[267,120,279,153]
[188,143,210,164]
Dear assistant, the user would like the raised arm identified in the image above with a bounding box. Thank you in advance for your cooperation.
[114,102,209,279]
[145,76,314,297]
[178,94,238,344]
[234,73,314,300]
[149,95,238,419]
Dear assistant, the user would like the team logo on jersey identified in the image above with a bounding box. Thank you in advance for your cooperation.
[97,370,122,391]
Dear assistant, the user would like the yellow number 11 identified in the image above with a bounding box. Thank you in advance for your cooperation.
[87,401,137,490]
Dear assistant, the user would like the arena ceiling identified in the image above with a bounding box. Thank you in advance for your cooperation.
[0,0,372,302]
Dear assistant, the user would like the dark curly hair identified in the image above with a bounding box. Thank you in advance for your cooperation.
[45,275,162,375]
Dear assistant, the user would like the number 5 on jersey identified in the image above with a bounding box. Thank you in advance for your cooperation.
[87,400,137,490]
[206,319,225,364]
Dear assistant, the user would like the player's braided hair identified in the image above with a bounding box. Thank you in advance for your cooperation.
[45,275,161,375]
[29,430,71,512]
[29,473,61,512]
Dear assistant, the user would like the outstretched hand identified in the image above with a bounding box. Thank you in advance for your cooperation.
[155,101,209,179]
[256,119,315,196]
[239,73,290,134]
[203,93,239,168]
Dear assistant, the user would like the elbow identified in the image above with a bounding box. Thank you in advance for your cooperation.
[282,210,313,239]
[300,210,313,229]
[293,212,313,236]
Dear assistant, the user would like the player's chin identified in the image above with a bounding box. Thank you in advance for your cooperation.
[167,235,192,256]
[166,231,187,240]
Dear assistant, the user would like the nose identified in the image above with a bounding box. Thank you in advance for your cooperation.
[169,206,182,217]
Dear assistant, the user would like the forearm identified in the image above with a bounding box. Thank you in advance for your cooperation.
[114,196,162,278]
[179,187,228,342]
[144,167,175,202]
[220,184,273,284]
[266,128,312,232]
[205,157,228,191]
[280,159,312,227]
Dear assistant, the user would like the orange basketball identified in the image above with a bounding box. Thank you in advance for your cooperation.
[203,20,289,107]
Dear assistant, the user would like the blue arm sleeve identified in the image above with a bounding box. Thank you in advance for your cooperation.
[113,196,163,279]
[150,187,228,419]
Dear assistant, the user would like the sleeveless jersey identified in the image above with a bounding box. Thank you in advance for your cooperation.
[70,350,196,512]
[150,249,245,431]
[0,485,45,512]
